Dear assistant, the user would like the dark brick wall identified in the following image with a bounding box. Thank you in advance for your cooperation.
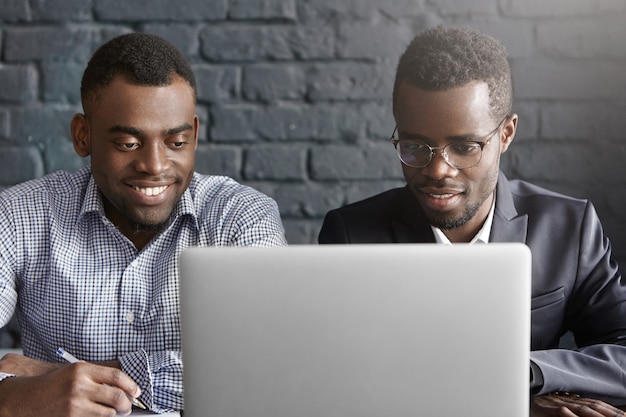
[1,0,626,259]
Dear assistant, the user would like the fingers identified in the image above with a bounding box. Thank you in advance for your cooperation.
[554,395,626,417]
[60,362,140,415]
[532,393,626,417]
[93,364,142,400]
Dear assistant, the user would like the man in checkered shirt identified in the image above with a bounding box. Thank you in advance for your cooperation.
[0,33,286,416]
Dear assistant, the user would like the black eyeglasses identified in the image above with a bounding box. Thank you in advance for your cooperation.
[390,117,507,169]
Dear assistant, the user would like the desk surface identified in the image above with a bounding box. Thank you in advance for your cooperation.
[0,348,21,357]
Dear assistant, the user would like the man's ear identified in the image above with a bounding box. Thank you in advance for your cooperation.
[71,113,91,157]
[499,113,518,154]
[191,114,199,151]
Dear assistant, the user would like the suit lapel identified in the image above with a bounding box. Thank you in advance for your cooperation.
[490,172,528,243]
[391,187,436,243]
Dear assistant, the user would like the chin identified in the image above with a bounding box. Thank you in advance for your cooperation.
[129,217,171,234]
[426,210,474,231]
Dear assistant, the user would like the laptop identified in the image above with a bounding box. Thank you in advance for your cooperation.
[179,244,531,417]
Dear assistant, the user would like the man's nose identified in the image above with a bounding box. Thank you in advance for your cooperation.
[136,142,168,174]
[421,148,457,179]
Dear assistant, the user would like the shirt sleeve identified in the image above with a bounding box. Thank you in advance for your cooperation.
[119,349,183,413]
[214,186,287,247]
[530,344,626,405]
[0,197,17,327]
[529,201,626,406]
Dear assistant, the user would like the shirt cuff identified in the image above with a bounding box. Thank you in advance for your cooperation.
[530,360,544,395]
[0,372,15,382]
[119,350,154,409]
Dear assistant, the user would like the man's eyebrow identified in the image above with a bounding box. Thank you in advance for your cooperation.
[167,123,193,135]
[109,125,142,136]
[107,123,193,137]
[399,130,486,142]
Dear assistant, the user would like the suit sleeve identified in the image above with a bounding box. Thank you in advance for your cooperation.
[318,210,350,243]
[530,201,626,406]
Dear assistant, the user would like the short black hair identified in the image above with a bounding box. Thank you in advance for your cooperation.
[81,32,196,106]
[393,26,512,120]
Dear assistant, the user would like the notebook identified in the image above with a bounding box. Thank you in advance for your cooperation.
[179,244,531,417]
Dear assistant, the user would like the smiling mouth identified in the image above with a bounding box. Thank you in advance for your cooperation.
[131,185,169,196]
[429,193,455,199]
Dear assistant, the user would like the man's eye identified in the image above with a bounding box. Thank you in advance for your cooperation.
[118,143,140,150]
[449,143,481,154]
[404,142,429,153]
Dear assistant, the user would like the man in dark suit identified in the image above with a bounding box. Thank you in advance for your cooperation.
[319,26,626,415]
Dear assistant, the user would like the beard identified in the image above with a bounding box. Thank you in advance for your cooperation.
[128,218,171,234]
[426,199,483,230]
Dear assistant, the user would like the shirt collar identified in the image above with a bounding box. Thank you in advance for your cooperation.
[431,193,496,245]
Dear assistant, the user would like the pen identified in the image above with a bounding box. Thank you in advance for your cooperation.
[56,348,147,410]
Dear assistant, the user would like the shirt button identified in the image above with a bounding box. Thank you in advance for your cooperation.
[131,259,139,268]
[125,312,135,323]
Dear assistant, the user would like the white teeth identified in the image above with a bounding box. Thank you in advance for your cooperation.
[430,194,454,199]
[133,185,168,196]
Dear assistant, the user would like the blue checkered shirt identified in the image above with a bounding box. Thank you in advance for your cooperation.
[0,166,286,412]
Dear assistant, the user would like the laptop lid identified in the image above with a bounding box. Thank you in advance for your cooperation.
[179,244,531,417]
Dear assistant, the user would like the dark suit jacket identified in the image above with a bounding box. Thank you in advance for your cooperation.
[319,171,626,404]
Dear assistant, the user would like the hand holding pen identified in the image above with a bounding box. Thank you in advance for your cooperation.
[57,347,147,410]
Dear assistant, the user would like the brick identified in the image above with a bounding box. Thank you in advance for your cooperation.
[243,64,305,103]
[0,65,38,103]
[306,62,394,101]
[537,19,626,59]
[43,139,89,173]
[446,18,534,59]
[510,102,540,141]
[200,25,334,61]
[297,0,426,22]
[433,0,498,15]
[511,60,626,100]
[0,110,9,139]
[195,105,209,142]
[4,27,98,62]
[265,104,366,140]
[501,0,625,17]
[193,65,240,103]
[0,146,44,185]
[95,0,227,21]
[229,0,296,20]
[211,103,367,141]
[288,26,335,60]
[41,62,83,104]
[540,103,613,140]
[281,219,323,244]
[310,142,401,180]
[344,179,407,204]
[194,144,242,179]
[607,192,626,222]
[0,0,31,21]
[270,183,345,217]
[504,141,624,184]
[211,104,259,141]
[336,21,415,60]
[361,102,395,141]
[243,145,306,180]
[10,106,77,143]
[142,24,201,58]
[30,0,93,22]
